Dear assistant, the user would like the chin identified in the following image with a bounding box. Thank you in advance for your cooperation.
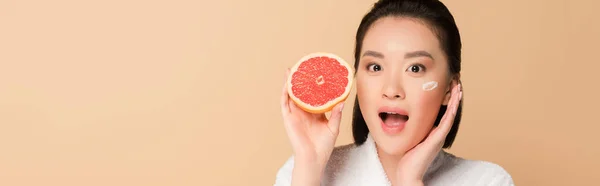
[369,129,414,156]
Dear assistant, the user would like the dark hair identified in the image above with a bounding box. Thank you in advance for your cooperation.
[351,0,463,148]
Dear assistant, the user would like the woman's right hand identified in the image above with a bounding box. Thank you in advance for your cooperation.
[280,69,345,186]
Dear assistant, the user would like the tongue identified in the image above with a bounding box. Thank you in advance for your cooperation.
[384,114,406,127]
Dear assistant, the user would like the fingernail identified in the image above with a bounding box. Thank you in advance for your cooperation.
[339,103,345,113]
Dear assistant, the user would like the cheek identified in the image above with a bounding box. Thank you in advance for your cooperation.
[356,75,383,127]
[356,74,380,103]
[414,89,444,108]
[408,82,446,126]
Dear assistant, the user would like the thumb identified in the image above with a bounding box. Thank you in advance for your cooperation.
[327,102,345,135]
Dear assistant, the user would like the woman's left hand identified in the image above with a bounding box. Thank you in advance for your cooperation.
[396,83,463,186]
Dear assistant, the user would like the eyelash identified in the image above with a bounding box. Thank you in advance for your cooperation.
[366,63,381,72]
[365,63,427,73]
[407,63,427,73]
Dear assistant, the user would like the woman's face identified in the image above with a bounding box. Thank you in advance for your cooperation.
[356,16,455,155]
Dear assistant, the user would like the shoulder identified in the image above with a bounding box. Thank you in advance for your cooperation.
[428,151,515,186]
[273,143,358,186]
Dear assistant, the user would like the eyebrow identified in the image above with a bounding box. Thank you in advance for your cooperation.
[361,50,434,60]
[362,50,384,58]
[404,50,434,60]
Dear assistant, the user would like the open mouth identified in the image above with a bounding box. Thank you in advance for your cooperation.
[379,112,409,127]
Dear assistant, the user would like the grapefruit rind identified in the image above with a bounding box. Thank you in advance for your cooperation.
[287,52,354,114]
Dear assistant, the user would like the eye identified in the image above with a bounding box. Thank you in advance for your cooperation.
[367,63,382,72]
[407,64,426,73]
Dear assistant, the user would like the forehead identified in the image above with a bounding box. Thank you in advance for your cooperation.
[362,16,443,57]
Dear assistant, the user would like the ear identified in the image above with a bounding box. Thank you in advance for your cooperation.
[442,74,461,106]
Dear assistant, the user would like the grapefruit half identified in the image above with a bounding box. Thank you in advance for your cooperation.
[287,52,354,114]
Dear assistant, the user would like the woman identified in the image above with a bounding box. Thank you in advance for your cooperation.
[275,0,514,185]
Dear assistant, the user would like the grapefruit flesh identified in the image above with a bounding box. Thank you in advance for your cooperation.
[288,52,353,114]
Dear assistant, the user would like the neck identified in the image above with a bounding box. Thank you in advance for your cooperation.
[375,144,404,185]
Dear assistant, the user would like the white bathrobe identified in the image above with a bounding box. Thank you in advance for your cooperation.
[274,134,514,186]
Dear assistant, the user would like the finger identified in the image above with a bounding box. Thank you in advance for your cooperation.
[415,84,462,156]
[288,97,314,120]
[314,113,328,122]
[437,83,462,137]
[430,83,461,141]
[326,102,345,135]
[280,69,291,115]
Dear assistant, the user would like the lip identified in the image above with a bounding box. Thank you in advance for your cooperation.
[377,106,409,115]
[378,106,408,135]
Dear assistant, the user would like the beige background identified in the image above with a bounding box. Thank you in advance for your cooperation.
[1,0,599,185]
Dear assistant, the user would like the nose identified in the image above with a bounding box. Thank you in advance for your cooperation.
[383,89,403,99]
[382,76,405,100]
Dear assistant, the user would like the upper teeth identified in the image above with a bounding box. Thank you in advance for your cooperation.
[386,112,397,114]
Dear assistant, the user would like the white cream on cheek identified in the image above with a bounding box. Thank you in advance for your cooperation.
[422,81,438,91]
